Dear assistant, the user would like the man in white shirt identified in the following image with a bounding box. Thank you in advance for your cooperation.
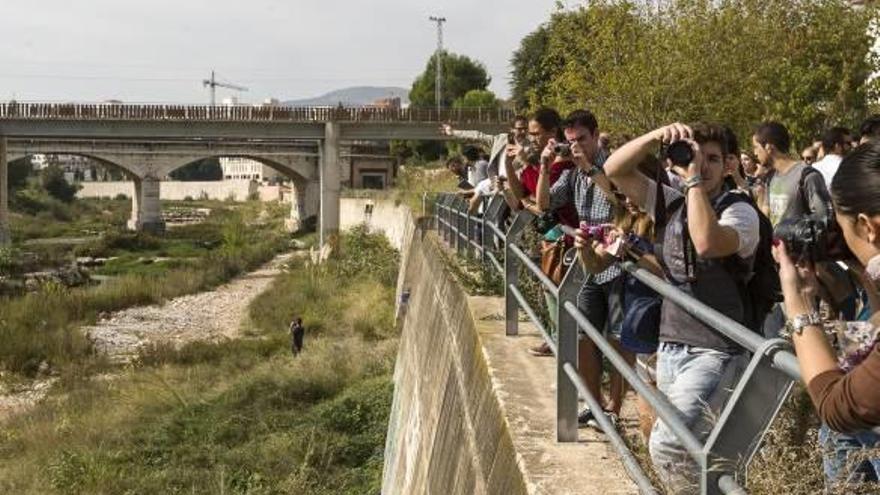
[813,126,852,188]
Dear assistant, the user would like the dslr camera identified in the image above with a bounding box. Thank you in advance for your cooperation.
[662,140,694,167]
[774,217,851,262]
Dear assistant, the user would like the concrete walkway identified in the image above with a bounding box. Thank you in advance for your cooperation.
[470,295,639,495]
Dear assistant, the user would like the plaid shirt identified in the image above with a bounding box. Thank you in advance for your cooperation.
[548,150,620,284]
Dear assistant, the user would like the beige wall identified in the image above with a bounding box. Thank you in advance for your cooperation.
[77,180,278,202]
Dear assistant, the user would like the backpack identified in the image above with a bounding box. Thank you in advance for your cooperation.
[660,190,780,333]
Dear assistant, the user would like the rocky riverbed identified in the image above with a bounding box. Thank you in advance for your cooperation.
[0,251,294,420]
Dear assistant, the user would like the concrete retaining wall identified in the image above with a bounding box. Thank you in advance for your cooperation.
[77,180,265,201]
[369,206,527,495]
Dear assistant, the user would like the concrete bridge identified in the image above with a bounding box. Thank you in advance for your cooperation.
[0,102,512,245]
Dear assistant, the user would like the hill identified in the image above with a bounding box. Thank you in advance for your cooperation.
[283,86,409,107]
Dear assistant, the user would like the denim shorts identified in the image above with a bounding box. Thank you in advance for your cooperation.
[576,276,624,341]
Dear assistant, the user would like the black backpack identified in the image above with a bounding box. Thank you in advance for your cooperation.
[661,190,780,333]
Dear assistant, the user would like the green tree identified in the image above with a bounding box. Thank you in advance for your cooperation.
[510,24,553,110]
[453,89,500,109]
[513,0,878,148]
[409,51,491,108]
[169,158,223,181]
[40,165,80,203]
[8,158,34,191]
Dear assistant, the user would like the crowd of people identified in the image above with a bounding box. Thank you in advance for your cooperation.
[445,109,880,492]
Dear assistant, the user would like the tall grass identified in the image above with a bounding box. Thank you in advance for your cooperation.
[0,228,400,495]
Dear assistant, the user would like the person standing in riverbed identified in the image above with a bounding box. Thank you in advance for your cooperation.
[290,318,305,356]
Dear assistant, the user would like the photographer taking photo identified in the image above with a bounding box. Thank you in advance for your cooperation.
[774,141,880,488]
[603,123,759,493]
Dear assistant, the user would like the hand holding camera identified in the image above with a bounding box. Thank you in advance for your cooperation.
[653,123,703,178]
[541,139,558,167]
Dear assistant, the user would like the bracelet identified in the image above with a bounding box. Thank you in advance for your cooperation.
[683,175,703,192]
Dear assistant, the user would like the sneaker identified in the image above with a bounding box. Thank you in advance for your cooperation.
[577,407,594,428]
[528,342,554,357]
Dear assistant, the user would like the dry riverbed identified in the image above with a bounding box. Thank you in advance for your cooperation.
[0,251,294,420]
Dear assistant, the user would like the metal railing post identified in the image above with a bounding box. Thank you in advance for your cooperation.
[556,261,583,442]
[504,211,532,336]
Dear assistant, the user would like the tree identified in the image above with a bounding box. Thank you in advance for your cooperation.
[170,158,223,181]
[41,165,79,203]
[510,24,552,110]
[512,0,879,148]
[453,89,500,109]
[8,158,34,191]
[409,51,491,108]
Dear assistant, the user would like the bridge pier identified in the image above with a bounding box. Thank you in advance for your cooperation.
[286,178,320,232]
[127,176,165,233]
[320,122,341,250]
[0,137,9,245]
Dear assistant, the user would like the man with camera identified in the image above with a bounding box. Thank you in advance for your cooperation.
[603,123,758,492]
[536,109,623,427]
[751,122,856,324]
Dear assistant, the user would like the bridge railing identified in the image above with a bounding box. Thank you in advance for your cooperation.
[0,102,515,124]
[434,192,802,495]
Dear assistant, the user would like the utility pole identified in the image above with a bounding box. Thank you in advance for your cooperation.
[429,16,446,114]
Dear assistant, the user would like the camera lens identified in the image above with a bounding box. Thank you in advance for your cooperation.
[664,141,694,167]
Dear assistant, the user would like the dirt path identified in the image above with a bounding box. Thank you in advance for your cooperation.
[0,251,294,420]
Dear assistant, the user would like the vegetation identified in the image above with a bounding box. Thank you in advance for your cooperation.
[40,165,80,203]
[0,227,399,495]
[452,89,500,110]
[0,200,291,376]
[511,0,879,148]
[409,51,492,109]
[169,158,224,181]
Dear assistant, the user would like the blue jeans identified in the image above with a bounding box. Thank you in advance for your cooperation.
[649,342,746,494]
[819,424,880,489]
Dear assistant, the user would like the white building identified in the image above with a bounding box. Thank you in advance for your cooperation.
[219,157,283,183]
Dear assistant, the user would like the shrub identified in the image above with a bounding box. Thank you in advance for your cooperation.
[40,165,80,203]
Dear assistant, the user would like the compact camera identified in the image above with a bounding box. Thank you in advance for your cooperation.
[554,142,572,157]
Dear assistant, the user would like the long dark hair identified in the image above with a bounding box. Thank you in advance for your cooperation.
[831,141,880,217]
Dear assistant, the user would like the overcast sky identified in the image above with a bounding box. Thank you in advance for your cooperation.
[0,0,569,104]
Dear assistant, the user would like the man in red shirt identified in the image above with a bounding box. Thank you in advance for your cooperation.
[504,108,578,228]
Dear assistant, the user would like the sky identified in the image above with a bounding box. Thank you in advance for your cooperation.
[0,0,570,104]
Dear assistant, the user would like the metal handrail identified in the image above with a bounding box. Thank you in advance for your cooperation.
[433,192,805,494]
[0,102,515,124]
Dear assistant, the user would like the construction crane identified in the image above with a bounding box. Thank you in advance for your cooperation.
[202,71,248,106]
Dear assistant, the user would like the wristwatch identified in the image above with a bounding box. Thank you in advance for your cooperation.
[779,312,821,340]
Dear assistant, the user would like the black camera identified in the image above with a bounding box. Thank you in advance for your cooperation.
[554,142,572,157]
[774,217,852,262]
[663,140,694,167]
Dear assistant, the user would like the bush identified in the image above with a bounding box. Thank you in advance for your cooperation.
[40,165,80,203]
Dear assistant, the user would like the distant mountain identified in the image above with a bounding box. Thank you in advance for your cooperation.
[282,86,409,107]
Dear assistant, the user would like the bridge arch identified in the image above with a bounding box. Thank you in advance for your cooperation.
[7,152,142,179]
[157,154,317,183]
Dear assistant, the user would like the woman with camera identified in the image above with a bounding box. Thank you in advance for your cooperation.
[574,156,666,435]
[774,141,880,486]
